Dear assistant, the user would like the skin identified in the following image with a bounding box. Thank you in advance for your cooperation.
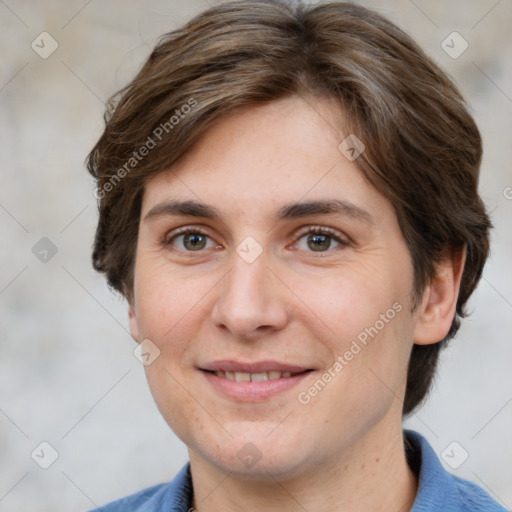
[128,95,465,511]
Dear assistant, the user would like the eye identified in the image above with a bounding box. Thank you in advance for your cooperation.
[163,225,350,255]
[294,226,349,253]
[163,227,218,252]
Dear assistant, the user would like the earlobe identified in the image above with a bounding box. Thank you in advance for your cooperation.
[128,306,141,344]
[413,246,466,346]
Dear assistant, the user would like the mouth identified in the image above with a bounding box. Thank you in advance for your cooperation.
[204,369,311,381]
[198,360,315,401]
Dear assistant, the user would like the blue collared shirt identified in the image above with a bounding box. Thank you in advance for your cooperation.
[91,430,508,511]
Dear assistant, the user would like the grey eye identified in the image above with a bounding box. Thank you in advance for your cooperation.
[296,232,342,252]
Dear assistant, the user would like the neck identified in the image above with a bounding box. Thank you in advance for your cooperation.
[188,425,418,512]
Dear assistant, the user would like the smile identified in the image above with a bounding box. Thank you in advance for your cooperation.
[211,370,302,381]
[199,362,314,401]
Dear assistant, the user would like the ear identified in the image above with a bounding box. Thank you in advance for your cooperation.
[413,246,466,345]
[128,304,141,344]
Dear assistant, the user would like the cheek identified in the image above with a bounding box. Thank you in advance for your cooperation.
[133,257,205,340]
[143,363,212,453]
[288,259,408,347]
[133,262,210,443]
[288,256,414,402]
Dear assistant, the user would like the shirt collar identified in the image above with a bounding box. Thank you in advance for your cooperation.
[405,429,462,511]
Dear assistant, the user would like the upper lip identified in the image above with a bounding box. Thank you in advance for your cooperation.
[199,360,312,373]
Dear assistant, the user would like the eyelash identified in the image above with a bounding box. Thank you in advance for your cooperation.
[162,225,350,255]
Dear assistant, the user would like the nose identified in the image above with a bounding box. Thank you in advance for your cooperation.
[210,247,290,342]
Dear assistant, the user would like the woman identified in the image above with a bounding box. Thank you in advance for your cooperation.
[86,1,506,510]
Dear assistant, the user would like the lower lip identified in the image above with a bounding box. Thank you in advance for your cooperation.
[201,370,312,401]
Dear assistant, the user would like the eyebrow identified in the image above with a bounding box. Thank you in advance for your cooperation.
[143,198,374,225]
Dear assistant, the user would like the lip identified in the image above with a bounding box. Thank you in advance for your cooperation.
[201,371,312,401]
[198,360,314,402]
[199,360,311,373]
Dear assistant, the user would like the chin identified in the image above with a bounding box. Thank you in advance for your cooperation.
[190,429,315,482]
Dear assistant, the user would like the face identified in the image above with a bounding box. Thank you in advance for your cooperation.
[129,95,419,480]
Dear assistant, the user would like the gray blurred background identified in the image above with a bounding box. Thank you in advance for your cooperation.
[1,0,511,510]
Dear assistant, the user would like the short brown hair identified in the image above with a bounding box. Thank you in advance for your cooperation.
[86,0,491,415]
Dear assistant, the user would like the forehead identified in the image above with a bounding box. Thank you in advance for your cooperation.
[141,95,391,222]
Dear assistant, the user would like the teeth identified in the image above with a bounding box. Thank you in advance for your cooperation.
[250,372,269,381]
[213,370,298,381]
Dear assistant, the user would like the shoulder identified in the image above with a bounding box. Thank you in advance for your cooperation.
[453,476,509,512]
[88,463,192,512]
[405,430,508,512]
[96,482,169,511]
